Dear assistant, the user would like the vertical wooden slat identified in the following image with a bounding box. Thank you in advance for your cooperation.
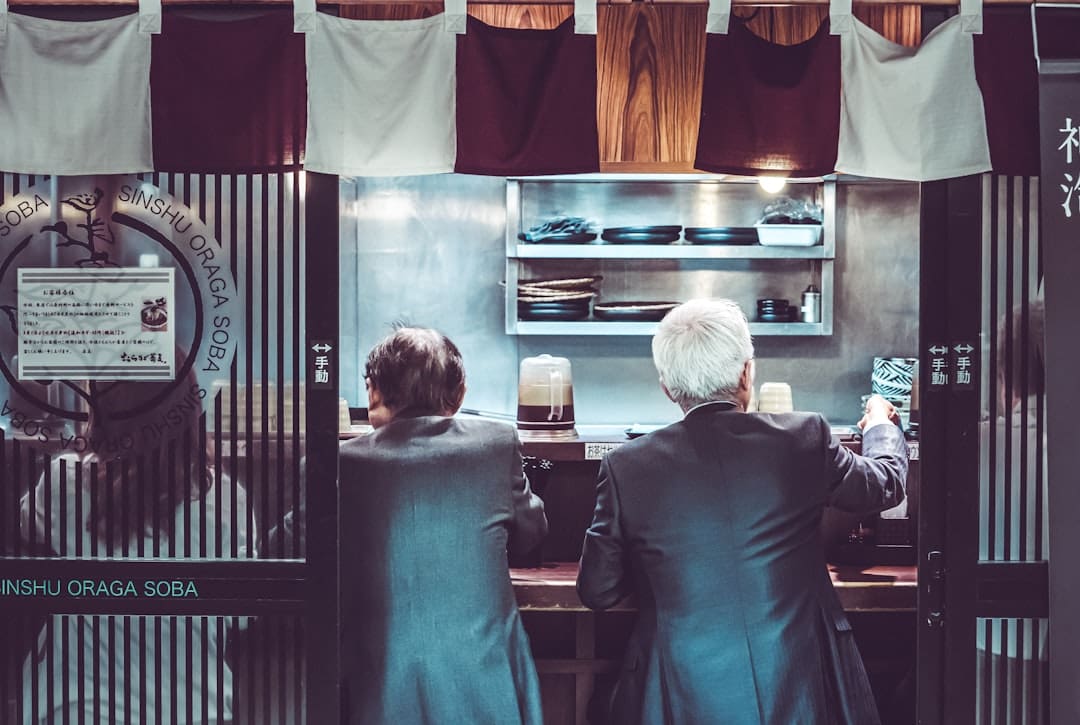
[123,617,131,725]
[1004,178,1015,562]
[61,616,70,725]
[76,615,86,725]
[201,616,210,725]
[245,175,255,561]
[170,618,179,725]
[277,173,287,560]
[988,178,1000,561]
[1018,178,1030,563]
[29,612,38,724]
[183,427,193,559]
[153,617,161,725]
[12,441,22,557]
[185,617,195,725]
[92,616,101,725]
[107,616,116,725]
[218,617,227,723]
[248,614,258,725]
[121,460,130,558]
[291,171,303,561]
[139,618,147,725]
[261,173,271,564]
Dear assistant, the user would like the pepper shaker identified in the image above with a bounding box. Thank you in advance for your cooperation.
[800,285,821,323]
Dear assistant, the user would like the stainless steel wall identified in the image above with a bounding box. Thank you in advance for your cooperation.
[341,176,919,424]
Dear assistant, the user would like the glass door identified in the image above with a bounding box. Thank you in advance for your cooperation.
[0,170,340,724]
[917,173,1048,725]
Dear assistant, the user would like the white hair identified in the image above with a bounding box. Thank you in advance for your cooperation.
[651,298,755,408]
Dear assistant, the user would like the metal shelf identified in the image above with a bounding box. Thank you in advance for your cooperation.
[505,177,837,337]
[515,321,828,336]
[513,243,832,260]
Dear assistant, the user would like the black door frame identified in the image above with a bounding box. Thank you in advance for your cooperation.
[918,172,1051,724]
[0,170,341,723]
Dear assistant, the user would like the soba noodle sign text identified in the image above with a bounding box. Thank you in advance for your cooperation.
[1,578,199,598]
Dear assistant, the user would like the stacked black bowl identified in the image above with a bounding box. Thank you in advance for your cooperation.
[756,298,795,323]
[517,276,601,321]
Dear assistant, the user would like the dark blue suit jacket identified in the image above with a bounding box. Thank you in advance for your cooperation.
[340,415,548,725]
[578,404,908,725]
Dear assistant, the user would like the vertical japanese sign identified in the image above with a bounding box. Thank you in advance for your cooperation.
[1038,28,1080,725]
[17,268,175,380]
[1041,64,1080,233]
[309,340,334,389]
[927,344,950,389]
[951,341,975,392]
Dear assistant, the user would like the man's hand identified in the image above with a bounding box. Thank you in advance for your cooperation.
[858,394,900,431]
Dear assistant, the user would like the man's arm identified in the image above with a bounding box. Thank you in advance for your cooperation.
[577,457,632,610]
[507,432,548,555]
[824,397,909,514]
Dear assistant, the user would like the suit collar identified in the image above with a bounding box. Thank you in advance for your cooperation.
[684,400,740,419]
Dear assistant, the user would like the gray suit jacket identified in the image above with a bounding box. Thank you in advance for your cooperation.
[340,415,547,725]
[578,404,908,725]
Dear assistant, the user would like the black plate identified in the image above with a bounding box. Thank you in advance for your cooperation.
[593,302,678,322]
[517,232,598,244]
[601,231,681,245]
[757,311,797,323]
[518,300,591,311]
[519,306,591,321]
[603,225,682,234]
[684,227,758,245]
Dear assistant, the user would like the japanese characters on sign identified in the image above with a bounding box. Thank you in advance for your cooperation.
[924,342,977,392]
[310,340,334,389]
[1061,117,1080,218]
[951,341,976,391]
[927,344,949,389]
[17,268,175,381]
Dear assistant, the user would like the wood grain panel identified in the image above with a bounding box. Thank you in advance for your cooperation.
[339,5,436,19]
[737,5,920,46]
[855,4,922,46]
[469,5,572,27]
[597,5,706,165]
[340,4,571,24]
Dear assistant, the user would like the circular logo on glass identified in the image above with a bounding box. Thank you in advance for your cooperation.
[0,177,240,451]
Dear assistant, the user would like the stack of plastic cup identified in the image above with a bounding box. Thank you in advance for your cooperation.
[757,382,794,413]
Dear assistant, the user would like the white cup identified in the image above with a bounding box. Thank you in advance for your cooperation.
[757,382,793,413]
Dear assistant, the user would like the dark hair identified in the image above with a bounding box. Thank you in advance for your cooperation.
[364,328,466,418]
[84,351,211,544]
[998,299,1045,399]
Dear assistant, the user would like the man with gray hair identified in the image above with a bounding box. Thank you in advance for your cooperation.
[577,298,908,725]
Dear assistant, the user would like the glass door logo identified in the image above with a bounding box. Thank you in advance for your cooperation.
[0,177,241,449]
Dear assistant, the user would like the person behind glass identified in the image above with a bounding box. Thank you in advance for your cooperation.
[340,327,547,725]
[976,297,1048,720]
[577,298,909,725]
[19,360,253,725]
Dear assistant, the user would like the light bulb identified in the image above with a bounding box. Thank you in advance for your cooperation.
[757,177,788,194]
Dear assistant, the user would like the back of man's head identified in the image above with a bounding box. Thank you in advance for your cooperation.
[652,299,755,409]
[365,327,466,417]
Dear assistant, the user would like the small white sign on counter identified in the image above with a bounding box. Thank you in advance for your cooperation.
[585,442,622,460]
[17,267,175,381]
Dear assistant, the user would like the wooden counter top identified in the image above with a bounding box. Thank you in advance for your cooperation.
[516,425,919,462]
[511,562,917,613]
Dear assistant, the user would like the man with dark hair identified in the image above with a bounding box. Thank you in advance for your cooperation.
[340,327,547,725]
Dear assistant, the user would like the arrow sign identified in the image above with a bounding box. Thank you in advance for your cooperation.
[312,343,332,353]
[929,346,948,355]
[953,343,974,354]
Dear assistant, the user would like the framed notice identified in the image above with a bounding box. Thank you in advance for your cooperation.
[17,267,176,381]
